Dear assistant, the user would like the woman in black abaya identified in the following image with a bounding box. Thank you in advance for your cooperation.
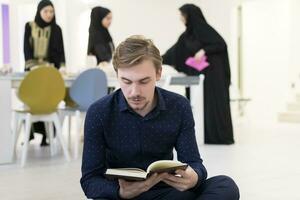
[162,4,234,144]
[87,6,114,65]
[24,0,65,70]
[87,6,115,93]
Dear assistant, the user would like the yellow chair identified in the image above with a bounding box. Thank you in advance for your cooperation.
[12,66,70,167]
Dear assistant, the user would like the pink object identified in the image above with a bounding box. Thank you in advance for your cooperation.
[185,56,209,71]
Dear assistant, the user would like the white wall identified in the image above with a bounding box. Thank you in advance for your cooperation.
[290,0,300,91]
[242,0,292,123]
[0,2,3,67]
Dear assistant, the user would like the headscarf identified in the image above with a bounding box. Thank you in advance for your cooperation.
[34,0,56,28]
[88,6,113,49]
[179,4,206,37]
[179,4,225,47]
[34,0,65,68]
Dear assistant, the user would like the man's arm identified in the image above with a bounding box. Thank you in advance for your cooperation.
[80,103,120,199]
[174,99,207,189]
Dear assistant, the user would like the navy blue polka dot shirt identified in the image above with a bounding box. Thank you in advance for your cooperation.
[80,87,207,199]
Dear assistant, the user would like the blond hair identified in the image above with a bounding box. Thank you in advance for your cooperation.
[112,35,162,72]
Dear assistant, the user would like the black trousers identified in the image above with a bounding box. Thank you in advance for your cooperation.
[95,175,239,200]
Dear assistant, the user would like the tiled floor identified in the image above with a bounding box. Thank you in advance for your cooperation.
[1,103,300,200]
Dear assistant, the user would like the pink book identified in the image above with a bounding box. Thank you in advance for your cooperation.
[185,56,209,71]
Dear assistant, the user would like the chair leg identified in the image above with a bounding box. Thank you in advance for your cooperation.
[68,115,71,149]
[21,114,31,167]
[58,111,69,148]
[74,110,81,159]
[48,122,55,156]
[12,112,21,158]
[53,114,70,162]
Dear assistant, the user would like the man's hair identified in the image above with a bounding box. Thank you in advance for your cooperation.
[112,35,162,72]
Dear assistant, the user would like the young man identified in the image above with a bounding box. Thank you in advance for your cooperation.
[80,36,239,200]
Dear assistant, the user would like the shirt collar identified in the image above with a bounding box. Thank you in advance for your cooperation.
[118,87,167,112]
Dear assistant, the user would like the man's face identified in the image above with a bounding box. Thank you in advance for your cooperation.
[117,59,161,114]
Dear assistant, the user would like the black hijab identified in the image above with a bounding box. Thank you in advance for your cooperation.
[89,7,113,42]
[34,0,56,28]
[179,4,225,49]
[179,4,206,38]
[87,6,114,63]
[33,0,65,68]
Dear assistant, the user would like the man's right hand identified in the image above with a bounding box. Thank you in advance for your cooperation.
[118,173,166,199]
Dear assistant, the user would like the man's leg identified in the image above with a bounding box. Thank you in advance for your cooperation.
[93,199,109,200]
[195,175,239,200]
[134,187,196,200]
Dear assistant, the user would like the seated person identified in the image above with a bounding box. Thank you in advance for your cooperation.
[80,35,240,200]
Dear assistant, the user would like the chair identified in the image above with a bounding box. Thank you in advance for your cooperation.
[12,66,70,167]
[60,68,107,159]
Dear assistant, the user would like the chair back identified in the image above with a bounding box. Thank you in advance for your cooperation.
[18,66,65,114]
[69,68,107,111]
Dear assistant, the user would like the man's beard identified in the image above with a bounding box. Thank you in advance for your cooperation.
[128,96,148,111]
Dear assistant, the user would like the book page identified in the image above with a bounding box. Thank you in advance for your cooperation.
[105,168,147,181]
[146,160,188,174]
[111,168,146,172]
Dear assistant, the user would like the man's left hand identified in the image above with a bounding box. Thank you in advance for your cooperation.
[162,166,198,191]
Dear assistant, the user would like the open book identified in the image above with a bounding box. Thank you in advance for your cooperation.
[105,160,188,181]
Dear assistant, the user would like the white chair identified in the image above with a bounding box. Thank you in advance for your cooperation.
[12,67,70,167]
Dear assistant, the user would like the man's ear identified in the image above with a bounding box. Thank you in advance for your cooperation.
[156,67,162,81]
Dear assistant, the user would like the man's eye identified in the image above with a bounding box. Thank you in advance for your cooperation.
[140,80,150,84]
[123,80,131,84]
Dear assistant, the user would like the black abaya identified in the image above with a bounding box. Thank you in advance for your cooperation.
[24,0,65,70]
[162,4,234,144]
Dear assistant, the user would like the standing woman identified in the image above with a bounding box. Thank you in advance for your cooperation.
[162,4,234,144]
[23,0,65,145]
[24,0,65,70]
[87,6,114,66]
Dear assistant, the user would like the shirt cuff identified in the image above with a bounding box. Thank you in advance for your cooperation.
[191,168,205,191]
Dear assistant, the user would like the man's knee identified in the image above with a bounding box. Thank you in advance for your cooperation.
[211,175,240,199]
[172,190,196,200]
[135,187,196,200]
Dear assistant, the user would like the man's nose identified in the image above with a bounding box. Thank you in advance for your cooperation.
[130,84,141,96]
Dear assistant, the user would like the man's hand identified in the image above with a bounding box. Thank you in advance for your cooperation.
[118,173,165,199]
[162,166,198,191]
